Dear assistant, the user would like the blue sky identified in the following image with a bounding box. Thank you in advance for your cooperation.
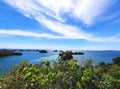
[0,0,120,50]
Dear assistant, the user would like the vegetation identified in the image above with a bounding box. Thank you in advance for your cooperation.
[0,49,22,57]
[112,57,120,65]
[0,52,120,89]
[58,51,73,60]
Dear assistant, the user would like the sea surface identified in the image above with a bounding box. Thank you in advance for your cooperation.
[0,50,120,75]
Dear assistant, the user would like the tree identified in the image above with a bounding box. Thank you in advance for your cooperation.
[58,51,73,60]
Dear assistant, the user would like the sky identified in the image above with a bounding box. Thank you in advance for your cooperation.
[0,0,120,50]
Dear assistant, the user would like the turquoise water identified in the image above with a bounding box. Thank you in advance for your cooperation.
[0,50,120,75]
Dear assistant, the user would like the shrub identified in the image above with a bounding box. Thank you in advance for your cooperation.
[112,57,120,65]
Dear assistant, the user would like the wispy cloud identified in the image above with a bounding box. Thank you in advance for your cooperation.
[0,29,61,38]
[0,28,92,39]
[3,0,120,42]
[0,29,120,42]
[80,46,120,50]
[5,0,116,24]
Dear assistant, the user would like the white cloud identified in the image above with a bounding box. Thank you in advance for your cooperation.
[0,28,92,40]
[0,29,120,42]
[80,46,120,50]
[0,29,62,38]
[73,0,109,24]
[4,0,120,42]
[88,36,120,42]
[5,0,116,24]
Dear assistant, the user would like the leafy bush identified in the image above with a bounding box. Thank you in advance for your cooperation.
[112,57,120,65]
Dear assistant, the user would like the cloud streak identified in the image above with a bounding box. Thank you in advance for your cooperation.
[3,0,120,42]
[0,29,120,42]
[0,29,61,38]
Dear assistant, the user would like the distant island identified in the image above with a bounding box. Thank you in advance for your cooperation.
[12,49,33,52]
[72,52,84,55]
[65,51,84,55]
[0,49,22,57]
[53,50,58,52]
[39,50,48,53]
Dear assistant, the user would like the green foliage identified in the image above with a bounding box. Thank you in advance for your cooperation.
[0,54,120,89]
[58,51,73,60]
[81,69,92,82]
[112,57,120,65]
[94,74,120,89]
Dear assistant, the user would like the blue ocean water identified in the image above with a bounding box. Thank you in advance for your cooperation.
[0,50,120,75]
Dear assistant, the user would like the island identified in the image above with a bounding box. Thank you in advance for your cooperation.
[72,52,84,55]
[33,50,40,52]
[0,49,22,57]
[39,50,48,53]
[65,51,84,55]
[12,49,33,52]
[53,50,58,52]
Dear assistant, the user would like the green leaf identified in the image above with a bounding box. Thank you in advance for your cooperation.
[24,72,32,80]
[39,73,44,79]
[76,81,82,88]
[22,67,28,73]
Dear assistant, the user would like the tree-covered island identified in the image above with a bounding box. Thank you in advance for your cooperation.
[0,49,22,57]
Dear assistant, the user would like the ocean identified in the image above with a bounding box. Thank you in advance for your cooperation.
[0,50,120,75]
